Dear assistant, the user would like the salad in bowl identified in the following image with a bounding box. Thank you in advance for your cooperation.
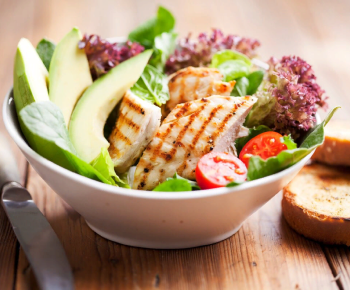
[4,6,339,248]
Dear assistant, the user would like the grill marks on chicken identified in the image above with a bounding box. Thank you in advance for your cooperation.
[108,91,161,174]
[132,95,257,190]
[166,67,235,113]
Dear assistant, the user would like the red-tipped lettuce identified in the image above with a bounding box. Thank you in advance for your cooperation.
[165,29,260,74]
[79,34,144,80]
[245,56,328,139]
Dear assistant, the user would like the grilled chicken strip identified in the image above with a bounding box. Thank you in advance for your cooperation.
[133,95,257,190]
[166,67,235,113]
[108,91,161,174]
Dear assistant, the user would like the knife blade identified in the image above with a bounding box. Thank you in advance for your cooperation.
[0,134,74,290]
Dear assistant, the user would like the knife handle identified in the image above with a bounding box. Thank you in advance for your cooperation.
[0,133,21,189]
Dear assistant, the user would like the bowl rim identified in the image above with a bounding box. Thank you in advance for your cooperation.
[3,86,314,200]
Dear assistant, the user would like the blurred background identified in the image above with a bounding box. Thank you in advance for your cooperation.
[1,0,349,124]
[0,0,350,118]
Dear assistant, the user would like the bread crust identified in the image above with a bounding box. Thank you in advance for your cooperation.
[312,120,350,166]
[282,189,350,246]
[282,163,350,246]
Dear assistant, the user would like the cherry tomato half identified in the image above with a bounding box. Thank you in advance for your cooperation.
[196,152,247,189]
[239,132,287,168]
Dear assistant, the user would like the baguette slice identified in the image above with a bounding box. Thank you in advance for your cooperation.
[282,163,350,246]
[312,120,350,166]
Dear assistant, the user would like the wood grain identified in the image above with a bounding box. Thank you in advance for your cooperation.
[15,168,339,290]
[0,0,350,289]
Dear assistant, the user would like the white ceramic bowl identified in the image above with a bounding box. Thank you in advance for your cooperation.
[3,89,313,249]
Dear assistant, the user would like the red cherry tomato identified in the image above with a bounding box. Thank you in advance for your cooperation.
[196,152,247,189]
[239,132,287,168]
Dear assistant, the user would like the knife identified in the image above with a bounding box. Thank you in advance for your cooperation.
[0,134,74,290]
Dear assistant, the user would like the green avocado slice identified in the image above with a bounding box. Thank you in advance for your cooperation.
[49,27,92,126]
[13,37,50,149]
[13,38,49,114]
[69,49,153,163]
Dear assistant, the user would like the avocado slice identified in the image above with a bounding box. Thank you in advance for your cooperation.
[69,50,153,163]
[13,38,49,114]
[13,38,65,163]
[49,27,92,126]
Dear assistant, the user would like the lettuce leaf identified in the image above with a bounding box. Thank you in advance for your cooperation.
[282,135,297,150]
[231,77,249,96]
[149,32,178,71]
[245,56,328,140]
[211,49,252,67]
[153,179,191,192]
[36,38,55,70]
[19,102,116,185]
[91,148,129,188]
[153,173,200,192]
[131,64,170,106]
[210,50,251,82]
[246,70,264,95]
[217,60,250,82]
[247,107,340,180]
[128,6,175,49]
[226,181,244,187]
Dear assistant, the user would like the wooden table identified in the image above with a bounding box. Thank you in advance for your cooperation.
[1,0,350,289]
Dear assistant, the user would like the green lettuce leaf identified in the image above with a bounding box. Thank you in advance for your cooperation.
[19,102,113,185]
[282,135,297,150]
[128,6,175,49]
[244,88,277,128]
[246,70,264,95]
[153,179,191,192]
[247,107,340,180]
[91,148,129,188]
[226,181,244,187]
[149,32,178,71]
[153,173,200,191]
[211,49,251,67]
[131,64,170,106]
[231,77,249,96]
[36,38,55,70]
[170,173,201,190]
[217,60,250,82]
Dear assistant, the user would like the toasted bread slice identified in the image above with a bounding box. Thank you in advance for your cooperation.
[312,120,350,166]
[282,163,350,246]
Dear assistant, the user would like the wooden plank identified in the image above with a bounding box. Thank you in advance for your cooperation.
[323,246,350,290]
[15,168,338,290]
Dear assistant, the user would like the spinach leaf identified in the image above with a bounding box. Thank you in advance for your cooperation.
[247,107,340,180]
[226,181,244,187]
[153,173,200,192]
[231,77,249,96]
[217,60,250,82]
[153,179,191,192]
[131,64,170,106]
[19,102,114,185]
[128,6,175,49]
[91,148,129,188]
[149,32,178,71]
[235,125,271,154]
[36,38,56,70]
[170,173,201,190]
[211,49,251,67]
[246,70,264,95]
